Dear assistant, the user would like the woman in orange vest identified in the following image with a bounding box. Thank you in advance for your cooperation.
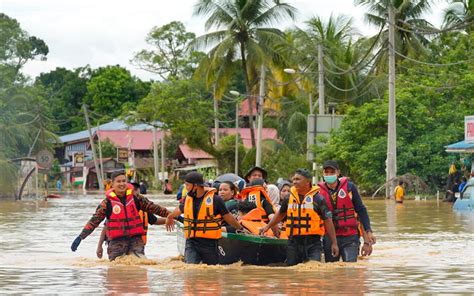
[260,168,339,266]
[70,171,170,261]
[165,172,244,265]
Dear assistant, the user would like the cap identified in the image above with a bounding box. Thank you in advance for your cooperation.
[295,168,312,179]
[184,171,206,186]
[323,160,339,170]
[244,166,268,181]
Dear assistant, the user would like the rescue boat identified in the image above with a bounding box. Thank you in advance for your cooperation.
[175,221,287,265]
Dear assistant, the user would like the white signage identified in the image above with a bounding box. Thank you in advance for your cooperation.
[465,116,474,143]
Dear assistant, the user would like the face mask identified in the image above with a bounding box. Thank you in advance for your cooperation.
[324,175,338,184]
[188,185,197,198]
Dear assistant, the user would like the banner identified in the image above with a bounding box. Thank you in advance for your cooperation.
[117,148,128,163]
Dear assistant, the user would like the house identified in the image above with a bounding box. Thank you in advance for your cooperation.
[212,128,279,149]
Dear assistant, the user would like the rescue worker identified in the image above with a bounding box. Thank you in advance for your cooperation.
[319,160,376,262]
[95,182,165,258]
[70,171,170,261]
[165,171,244,265]
[260,168,339,266]
[394,181,405,203]
[239,166,276,225]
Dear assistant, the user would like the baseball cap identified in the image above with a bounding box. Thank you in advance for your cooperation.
[184,171,206,186]
[323,160,339,170]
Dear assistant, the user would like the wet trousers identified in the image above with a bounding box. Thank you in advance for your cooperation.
[286,235,322,266]
[107,235,145,261]
[185,238,219,265]
[323,234,359,262]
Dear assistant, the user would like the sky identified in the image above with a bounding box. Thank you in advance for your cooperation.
[1,0,448,81]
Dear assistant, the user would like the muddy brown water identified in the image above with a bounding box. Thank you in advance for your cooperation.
[0,193,473,294]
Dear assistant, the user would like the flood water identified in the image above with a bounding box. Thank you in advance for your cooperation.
[0,193,473,294]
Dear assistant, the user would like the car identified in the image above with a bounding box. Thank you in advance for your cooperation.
[453,178,474,211]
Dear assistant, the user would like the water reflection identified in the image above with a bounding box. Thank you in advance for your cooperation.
[105,266,150,295]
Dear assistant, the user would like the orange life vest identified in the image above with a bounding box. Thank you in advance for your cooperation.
[106,184,145,240]
[138,210,149,245]
[319,177,359,236]
[183,188,223,239]
[286,186,325,237]
[240,185,275,222]
[240,208,274,237]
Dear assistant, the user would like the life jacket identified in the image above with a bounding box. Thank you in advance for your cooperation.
[138,210,149,245]
[240,208,274,237]
[286,186,325,237]
[183,188,223,239]
[240,185,275,222]
[319,177,359,236]
[106,184,145,240]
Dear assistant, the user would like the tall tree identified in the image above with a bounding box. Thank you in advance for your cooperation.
[443,0,474,33]
[132,21,202,80]
[193,0,297,148]
[355,0,434,72]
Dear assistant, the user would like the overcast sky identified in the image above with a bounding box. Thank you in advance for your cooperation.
[2,0,447,81]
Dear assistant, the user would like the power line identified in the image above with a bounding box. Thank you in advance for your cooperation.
[393,48,474,66]
[391,19,474,35]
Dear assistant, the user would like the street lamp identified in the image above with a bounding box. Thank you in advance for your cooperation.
[285,68,318,184]
[230,90,241,175]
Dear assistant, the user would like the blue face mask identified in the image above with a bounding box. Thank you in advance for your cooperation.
[324,175,338,184]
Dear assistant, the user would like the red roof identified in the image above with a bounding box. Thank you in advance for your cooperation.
[239,98,257,117]
[96,130,164,150]
[179,144,214,159]
[213,128,278,149]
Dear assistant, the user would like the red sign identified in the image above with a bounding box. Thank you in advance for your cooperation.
[465,116,474,143]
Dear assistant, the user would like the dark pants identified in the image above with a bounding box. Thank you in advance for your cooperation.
[286,235,322,266]
[185,238,219,265]
[107,235,144,261]
[323,234,359,262]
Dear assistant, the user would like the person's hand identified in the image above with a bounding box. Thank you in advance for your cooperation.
[331,243,339,257]
[361,242,372,256]
[366,231,376,245]
[96,245,103,259]
[271,225,280,238]
[71,236,81,252]
[165,214,175,232]
[259,225,269,236]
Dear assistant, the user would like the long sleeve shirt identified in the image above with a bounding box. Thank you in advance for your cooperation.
[79,194,170,239]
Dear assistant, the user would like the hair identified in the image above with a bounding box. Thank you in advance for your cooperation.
[111,171,126,182]
[295,168,312,179]
[398,180,403,185]
[219,181,237,196]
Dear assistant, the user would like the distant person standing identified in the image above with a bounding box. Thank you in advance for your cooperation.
[56,179,62,191]
[139,181,147,194]
[394,181,405,203]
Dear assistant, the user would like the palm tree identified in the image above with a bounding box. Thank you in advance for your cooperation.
[443,0,473,33]
[193,0,297,148]
[355,0,434,72]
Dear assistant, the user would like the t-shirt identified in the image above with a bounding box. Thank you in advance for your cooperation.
[179,191,229,218]
[279,192,332,220]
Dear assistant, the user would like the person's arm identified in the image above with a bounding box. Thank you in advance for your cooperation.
[259,199,288,235]
[165,206,182,232]
[96,225,107,259]
[71,199,108,252]
[136,194,170,218]
[222,213,243,230]
[350,182,375,244]
[313,194,339,257]
[360,227,373,256]
[323,218,339,257]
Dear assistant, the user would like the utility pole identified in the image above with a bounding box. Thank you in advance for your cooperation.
[235,100,240,175]
[307,92,317,184]
[213,85,219,146]
[387,4,397,198]
[161,131,166,188]
[96,123,105,186]
[256,65,265,167]
[152,127,160,187]
[83,104,103,191]
[318,44,325,115]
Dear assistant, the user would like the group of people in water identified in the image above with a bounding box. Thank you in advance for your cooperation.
[71,160,376,266]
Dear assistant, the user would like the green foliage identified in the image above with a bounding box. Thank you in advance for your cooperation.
[135,79,214,152]
[215,134,246,175]
[318,32,474,193]
[132,21,202,80]
[84,65,150,122]
[35,67,88,133]
[99,139,117,159]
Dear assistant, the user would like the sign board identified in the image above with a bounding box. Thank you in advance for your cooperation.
[36,149,54,169]
[465,116,474,143]
[74,152,85,167]
[117,148,128,163]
